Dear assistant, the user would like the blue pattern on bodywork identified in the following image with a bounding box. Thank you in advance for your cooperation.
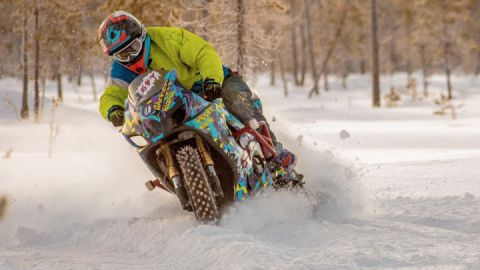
[122,70,272,201]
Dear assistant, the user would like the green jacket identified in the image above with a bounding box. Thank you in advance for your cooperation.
[99,27,224,120]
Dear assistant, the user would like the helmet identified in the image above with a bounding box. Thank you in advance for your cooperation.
[98,11,146,57]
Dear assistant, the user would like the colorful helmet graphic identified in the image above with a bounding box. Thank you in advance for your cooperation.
[98,11,146,56]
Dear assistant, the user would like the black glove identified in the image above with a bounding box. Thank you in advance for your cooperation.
[203,78,222,101]
[108,107,124,127]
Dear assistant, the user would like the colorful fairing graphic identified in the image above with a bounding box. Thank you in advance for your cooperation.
[122,70,272,201]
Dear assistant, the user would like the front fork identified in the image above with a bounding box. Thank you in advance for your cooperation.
[146,136,224,210]
[194,135,224,199]
[159,142,192,211]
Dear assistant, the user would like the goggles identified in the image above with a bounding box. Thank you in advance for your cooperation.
[113,38,143,63]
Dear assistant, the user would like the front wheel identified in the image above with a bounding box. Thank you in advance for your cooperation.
[176,145,220,222]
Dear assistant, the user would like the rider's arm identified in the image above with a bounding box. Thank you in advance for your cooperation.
[176,28,224,84]
[99,82,128,121]
[99,60,136,121]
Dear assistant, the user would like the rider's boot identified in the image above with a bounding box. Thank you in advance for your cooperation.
[269,142,304,189]
[250,116,303,188]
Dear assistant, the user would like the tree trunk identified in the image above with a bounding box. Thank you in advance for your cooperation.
[323,69,329,91]
[291,27,300,85]
[304,0,319,97]
[442,2,452,100]
[104,61,109,83]
[201,9,209,41]
[278,53,288,97]
[360,59,367,74]
[341,60,349,90]
[40,76,46,117]
[135,0,145,19]
[476,50,480,76]
[444,41,452,99]
[388,38,395,88]
[90,72,97,101]
[20,0,29,119]
[77,65,82,86]
[236,0,246,74]
[34,1,40,121]
[250,66,258,88]
[371,0,381,107]
[289,0,300,85]
[420,44,428,97]
[270,61,275,86]
[309,5,348,97]
[299,24,307,86]
[57,73,63,101]
[389,38,398,73]
[405,9,413,82]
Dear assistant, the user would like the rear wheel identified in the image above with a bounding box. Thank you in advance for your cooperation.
[176,145,220,222]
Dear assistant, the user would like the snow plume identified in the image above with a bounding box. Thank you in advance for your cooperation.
[297,145,370,220]
[221,190,314,233]
[0,150,158,246]
[0,106,163,246]
[275,121,370,220]
[219,127,370,234]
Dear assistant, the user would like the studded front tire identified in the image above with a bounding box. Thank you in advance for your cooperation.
[176,145,220,222]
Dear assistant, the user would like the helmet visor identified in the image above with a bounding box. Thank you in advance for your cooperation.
[113,38,143,63]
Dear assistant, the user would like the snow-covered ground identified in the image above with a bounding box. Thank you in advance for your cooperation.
[1,73,480,269]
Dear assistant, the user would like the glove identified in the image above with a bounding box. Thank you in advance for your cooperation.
[203,78,222,102]
[108,106,124,127]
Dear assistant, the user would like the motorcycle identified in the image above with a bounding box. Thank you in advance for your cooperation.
[121,70,303,222]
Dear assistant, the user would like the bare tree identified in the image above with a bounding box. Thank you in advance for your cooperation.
[289,0,300,85]
[57,73,63,101]
[309,2,348,97]
[371,0,381,107]
[278,52,288,96]
[299,24,307,86]
[476,51,480,76]
[270,60,275,86]
[304,0,319,96]
[419,44,429,97]
[291,27,300,85]
[441,0,453,100]
[34,0,40,121]
[402,4,414,82]
[236,0,246,73]
[20,0,29,119]
[89,70,97,102]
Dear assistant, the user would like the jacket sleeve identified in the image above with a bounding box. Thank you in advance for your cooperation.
[177,28,224,84]
[99,80,128,120]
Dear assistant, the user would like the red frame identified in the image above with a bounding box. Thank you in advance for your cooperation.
[232,121,277,160]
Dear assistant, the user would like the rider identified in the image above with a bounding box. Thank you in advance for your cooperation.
[98,11,297,173]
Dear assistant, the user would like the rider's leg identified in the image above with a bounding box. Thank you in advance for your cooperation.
[221,74,254,123]
[222,74,275,138]
[221,74,297,169]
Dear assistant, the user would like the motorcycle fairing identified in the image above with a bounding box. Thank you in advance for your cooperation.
[122,70,272,201]
[184,99,273,201]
